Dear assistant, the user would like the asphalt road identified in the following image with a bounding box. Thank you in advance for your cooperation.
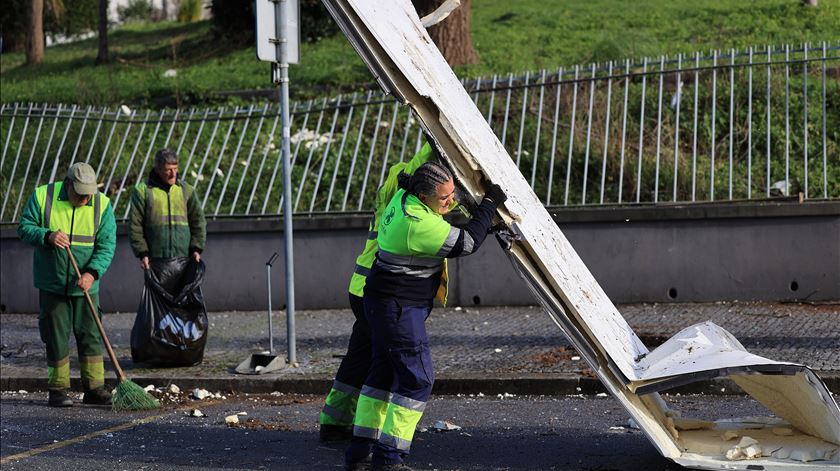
[0,391,774,470]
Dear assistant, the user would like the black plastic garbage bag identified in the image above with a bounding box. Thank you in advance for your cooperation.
[131,257,208,367]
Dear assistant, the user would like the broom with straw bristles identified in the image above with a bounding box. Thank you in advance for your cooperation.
[65,247,159,411]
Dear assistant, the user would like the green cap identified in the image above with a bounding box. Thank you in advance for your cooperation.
[66,162,98,195]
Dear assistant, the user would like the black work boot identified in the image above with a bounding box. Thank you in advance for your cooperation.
[345,454,372,471]
[82,387,112,406]
[320,424,353,442]
[48,389,73,407]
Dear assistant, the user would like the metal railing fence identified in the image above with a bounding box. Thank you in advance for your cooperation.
[1,42,838,222]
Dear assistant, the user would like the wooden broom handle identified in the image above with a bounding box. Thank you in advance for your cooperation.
[64,247,127,381]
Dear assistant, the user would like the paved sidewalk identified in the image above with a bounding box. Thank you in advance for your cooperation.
[1,302,838,395]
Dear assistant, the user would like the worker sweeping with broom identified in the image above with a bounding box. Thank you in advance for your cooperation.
[17,162,158,411]
[17,162,117,407]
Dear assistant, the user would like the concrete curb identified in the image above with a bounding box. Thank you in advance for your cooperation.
[3,374,838,396]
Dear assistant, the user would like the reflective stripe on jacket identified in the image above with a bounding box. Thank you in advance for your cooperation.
[348,142,435,297]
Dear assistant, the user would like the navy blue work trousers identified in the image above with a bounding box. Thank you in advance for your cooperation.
[347,296,435,466]
[333,294,373,389]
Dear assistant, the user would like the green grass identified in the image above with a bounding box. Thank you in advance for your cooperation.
[1,0,839,106]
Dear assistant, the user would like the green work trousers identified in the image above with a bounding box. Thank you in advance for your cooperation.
[38,290,105,391]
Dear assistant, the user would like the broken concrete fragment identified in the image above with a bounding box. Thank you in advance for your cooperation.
[189,409,205,417]
[788,449,815,462]
[168,384,180,394]
[224,415,239,425]
[432,420,461,432]
[191,388,211,400]
[743,444,763,459]
[737,437,759,447]
[721,430,740,441]
[725,436,762,461]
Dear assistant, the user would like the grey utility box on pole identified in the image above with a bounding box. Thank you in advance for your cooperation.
[255,0,299,366]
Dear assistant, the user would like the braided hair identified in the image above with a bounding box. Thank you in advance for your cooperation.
[397,161,453,199]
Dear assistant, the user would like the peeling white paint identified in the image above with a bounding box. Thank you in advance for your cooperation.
[321,1,840,468]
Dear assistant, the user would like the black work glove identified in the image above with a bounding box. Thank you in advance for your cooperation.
[484,183,507,205]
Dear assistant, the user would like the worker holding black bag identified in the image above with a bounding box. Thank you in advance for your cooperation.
[128,149,208,367]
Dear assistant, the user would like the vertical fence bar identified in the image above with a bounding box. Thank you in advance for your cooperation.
[747,47,753,199]
[325,93,357,211]
[691,52,700,202]
[308,96,345,214]
[672,55,682,202]
[92,108,124,174]
[486,74,498,125]
[501,73,514,147]
[563,65,580,206]
[247,106,281,214]
[69,106,94,166]
[636,58,648,203]
[103,110,142,202]
[11,106,49,221]
[203,106,243,207]
[530,69,546,189]
[356,97,387,211]
[175,109,195,156]
[514,71,530,168]
[546,67,563,205]
[230,104,269,215]
[766,46,772,197]
[1,103,19,168]
[710,50,718,201]
[270,100,311,214]
[618,60,630,203]
[291,98,329,211]
[48,105,78,183]
[581,64,596,204]
[784,44,790,195]
[9,105,47,221]
[822,42,828,198]
[111,110,153,212]
[397,107,413,163]
[342,92,372,211]
[375,100,400,191]
[123,109,166,218]
[84,107,111,164]
[728,48,735,200]
[161,108,179,149]
[185,108,214,180]
[193,107,225,190]
[803,43,809,199]
[215,105,256,216]
[599,62,613,204]
[654,56,665,203]
[33,104,63,191]
[1,104,33,221]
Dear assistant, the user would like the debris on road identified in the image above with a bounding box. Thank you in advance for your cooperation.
[191,388,211,400]
[224,415,239,425]
[725,436,762,460]
[188,409,205,418]
[168,384,181,395]
[432,420,461,432]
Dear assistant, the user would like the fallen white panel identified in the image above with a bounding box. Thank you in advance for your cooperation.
[320,1,840,468]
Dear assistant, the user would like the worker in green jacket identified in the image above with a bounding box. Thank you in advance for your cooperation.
[17,162,117,407]
[320,141,437,442]
[129,149,206,268]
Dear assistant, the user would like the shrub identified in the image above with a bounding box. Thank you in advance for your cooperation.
[118,0,154,24]
[178,0,204,23]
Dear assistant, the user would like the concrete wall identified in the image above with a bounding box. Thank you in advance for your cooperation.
[1,201,838,313]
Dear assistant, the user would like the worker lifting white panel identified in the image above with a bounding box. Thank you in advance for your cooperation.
[320,1,840,468]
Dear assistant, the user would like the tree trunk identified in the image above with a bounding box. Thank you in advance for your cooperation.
[26,0,45,65]
[162,0,168,20]
[96,0,108,64]
[802,0,818,6]
[412,0,479,66]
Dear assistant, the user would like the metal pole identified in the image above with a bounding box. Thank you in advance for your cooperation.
[273,0,296,366]
[266,252,279,355]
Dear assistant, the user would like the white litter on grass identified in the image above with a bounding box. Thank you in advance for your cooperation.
[224,415,239,425]
[163,69,177,78]
[432,420,461,432]
[120,105,132,116]
[191,388,211,400]
[215,168,224,177]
